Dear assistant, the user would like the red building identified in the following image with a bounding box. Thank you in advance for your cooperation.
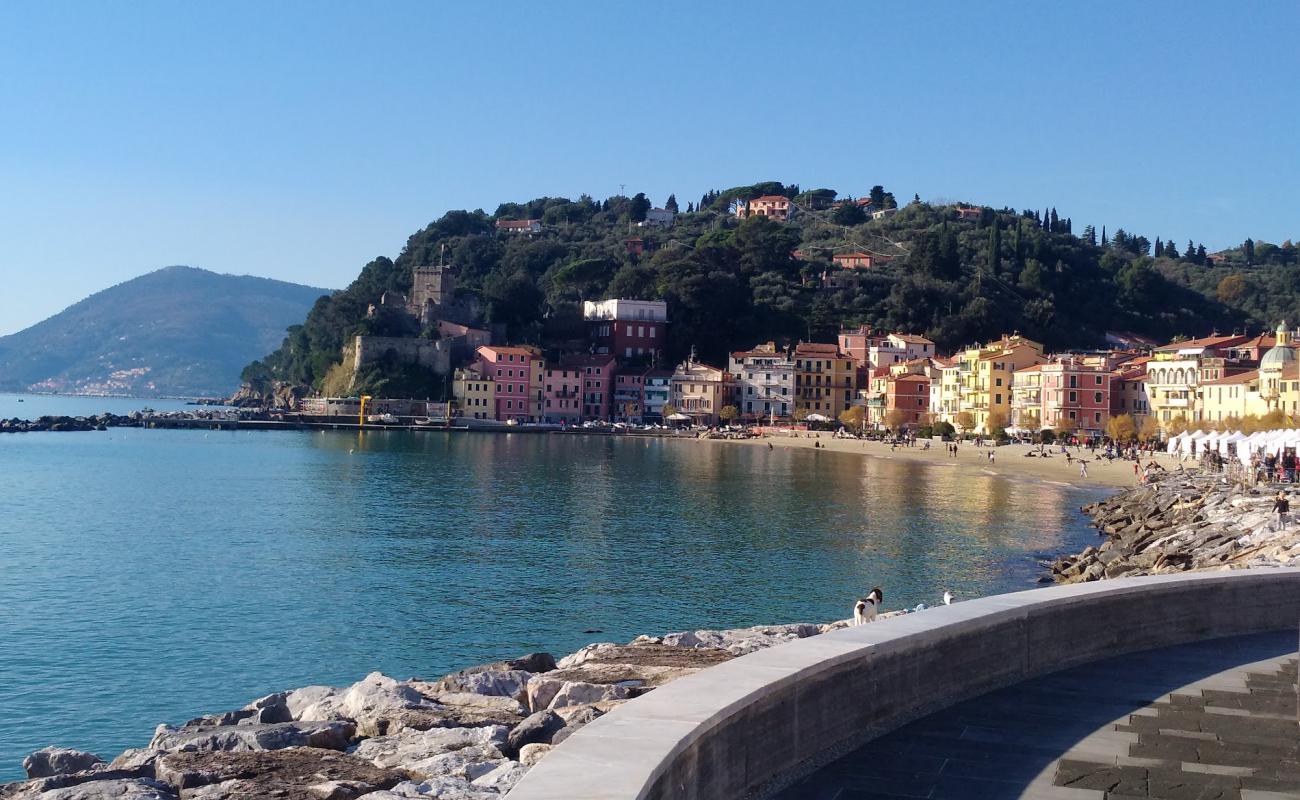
[582,299,668,363]
[885,374,932,427]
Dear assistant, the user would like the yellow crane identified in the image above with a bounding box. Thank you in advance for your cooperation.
[359,395,372,426]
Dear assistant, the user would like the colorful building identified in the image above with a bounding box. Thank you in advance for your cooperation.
[793,342,857,418]
[476,345,542,422]
[736,194,794,222]
[729,342,794,422]
[670,358,736,425]
[956,335,1046,433]
[1146,334,1251,431]
[452,368,496,421]
[642,370,672,422]
[612,368,645,422]
[563,353,618,421]
[1039,358,1114,435]
[541,366,583,424]
[583,299,668,363]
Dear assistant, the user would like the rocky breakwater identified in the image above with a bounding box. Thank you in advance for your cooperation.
[1051,469,1300,583]
[0,414,132,433]
[0,622,843,800]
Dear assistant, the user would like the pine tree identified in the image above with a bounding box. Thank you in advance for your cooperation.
[686,201,694,213]
[987,220,1001,274]
[1064,217,1072,234]
[1185,240,1196,259]
[1244,237,1255,264]
[1196,244,1208,264]
[665,194,679,214]
[1082,225,1097,247]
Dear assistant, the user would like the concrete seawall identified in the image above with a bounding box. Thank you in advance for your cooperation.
[505,568,1300,800]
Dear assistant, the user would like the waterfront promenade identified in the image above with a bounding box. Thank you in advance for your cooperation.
[772,631,1298,800]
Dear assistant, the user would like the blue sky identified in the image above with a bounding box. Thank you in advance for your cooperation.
[1,1,1296,335]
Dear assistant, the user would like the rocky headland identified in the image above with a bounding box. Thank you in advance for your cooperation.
[0,620,880,800]
[1051,468,1300,583]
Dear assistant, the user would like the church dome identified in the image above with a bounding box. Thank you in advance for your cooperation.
[1262,345,1296,368]
[1262,322,1296,369]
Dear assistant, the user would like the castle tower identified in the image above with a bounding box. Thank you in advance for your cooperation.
[409,266,455,314]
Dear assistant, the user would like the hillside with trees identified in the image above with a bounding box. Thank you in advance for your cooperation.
[0,266,329,397]
[245,181,1295,395]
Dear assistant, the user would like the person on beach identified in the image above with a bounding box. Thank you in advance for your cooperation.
[1272,491,1290,530]
[1079,460,1088,478]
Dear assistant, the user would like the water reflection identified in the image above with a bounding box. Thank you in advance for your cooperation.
[0,428,1105,781]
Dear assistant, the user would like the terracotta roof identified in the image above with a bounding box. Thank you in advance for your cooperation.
[495,219,540,228]
[891,333,934,344]
[479,345,539,357]
[833,252,873,259]
[752,195,790,203]
[1155,334,1251,352]
[794,342,843,355]
[1014,364,1044,373]
[891,374,930,383]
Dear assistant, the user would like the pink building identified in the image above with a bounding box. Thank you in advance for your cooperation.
[542,366,583,424]
[563,353,618,420]
[1040,358,1113,434]
[613,368,646,422]
[476,345,541,422]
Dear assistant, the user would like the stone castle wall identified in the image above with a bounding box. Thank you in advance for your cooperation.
[353,335,451,375]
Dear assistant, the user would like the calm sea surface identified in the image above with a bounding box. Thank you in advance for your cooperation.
[0,394,1106,781]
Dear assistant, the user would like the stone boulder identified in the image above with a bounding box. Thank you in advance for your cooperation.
[22,748,105,779]
[152,748,405,798]
[425,671,532,703]
[148,721,354,753]
[349,726,507,776]
[504,711,564,755]
[517,744,551,768]
[468,761,528,794]
[353,777,497,799]
[0,779,176,800]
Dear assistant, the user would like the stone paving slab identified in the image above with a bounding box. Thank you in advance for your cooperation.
[770,631,1297,800]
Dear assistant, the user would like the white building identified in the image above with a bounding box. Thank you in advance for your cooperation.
[868,333,936,371]
[638,208,676,228]
[729,344,794,421]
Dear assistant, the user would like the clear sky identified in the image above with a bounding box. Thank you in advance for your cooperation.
[1,1,1296,335]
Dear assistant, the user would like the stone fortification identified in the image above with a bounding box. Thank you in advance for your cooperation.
[353,336,451,376]
[1052,469,1300,583]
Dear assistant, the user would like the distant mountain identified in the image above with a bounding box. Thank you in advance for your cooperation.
[0,266,330,397]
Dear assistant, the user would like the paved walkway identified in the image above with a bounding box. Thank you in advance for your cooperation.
[772,631,1298,800]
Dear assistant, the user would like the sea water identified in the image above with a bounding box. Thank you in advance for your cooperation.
[0,401,1105,780]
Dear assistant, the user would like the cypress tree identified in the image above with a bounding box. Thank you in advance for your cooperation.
[1185,240,1196,259]
[1101,226,1108,247]
[1049,208,1059,233]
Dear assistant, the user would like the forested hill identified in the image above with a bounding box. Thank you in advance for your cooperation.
[246,181,1298,392]
[0,267,329,397]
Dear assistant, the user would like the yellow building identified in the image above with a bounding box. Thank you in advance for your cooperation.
[933,358,962,426]
[452,368,496,420]
[956,335,1046,433]
[670,358,735,425]
[1196,370,1266,425]
[793,342,858,417]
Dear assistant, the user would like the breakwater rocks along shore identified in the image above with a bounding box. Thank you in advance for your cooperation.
[0,620,901,800]
[1052,467,1300,582]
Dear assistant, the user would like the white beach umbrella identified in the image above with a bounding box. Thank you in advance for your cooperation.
[805,413,832,422]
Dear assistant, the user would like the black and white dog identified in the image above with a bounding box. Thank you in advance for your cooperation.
[853,587,883,625]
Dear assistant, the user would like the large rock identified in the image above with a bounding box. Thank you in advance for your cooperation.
[425,671,532,703]
[287,674,442,737]
[148,720,354,754]
[349,726,507,775]
[468,761,528,794]
[516,744,551,768]
[23,748,105,779]
[504,711,564,755]
[354,777,497,799]
[152,748,405,797]
[37,779,176,799]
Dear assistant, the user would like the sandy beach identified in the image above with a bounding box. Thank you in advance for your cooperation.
[711,433,1160,490]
